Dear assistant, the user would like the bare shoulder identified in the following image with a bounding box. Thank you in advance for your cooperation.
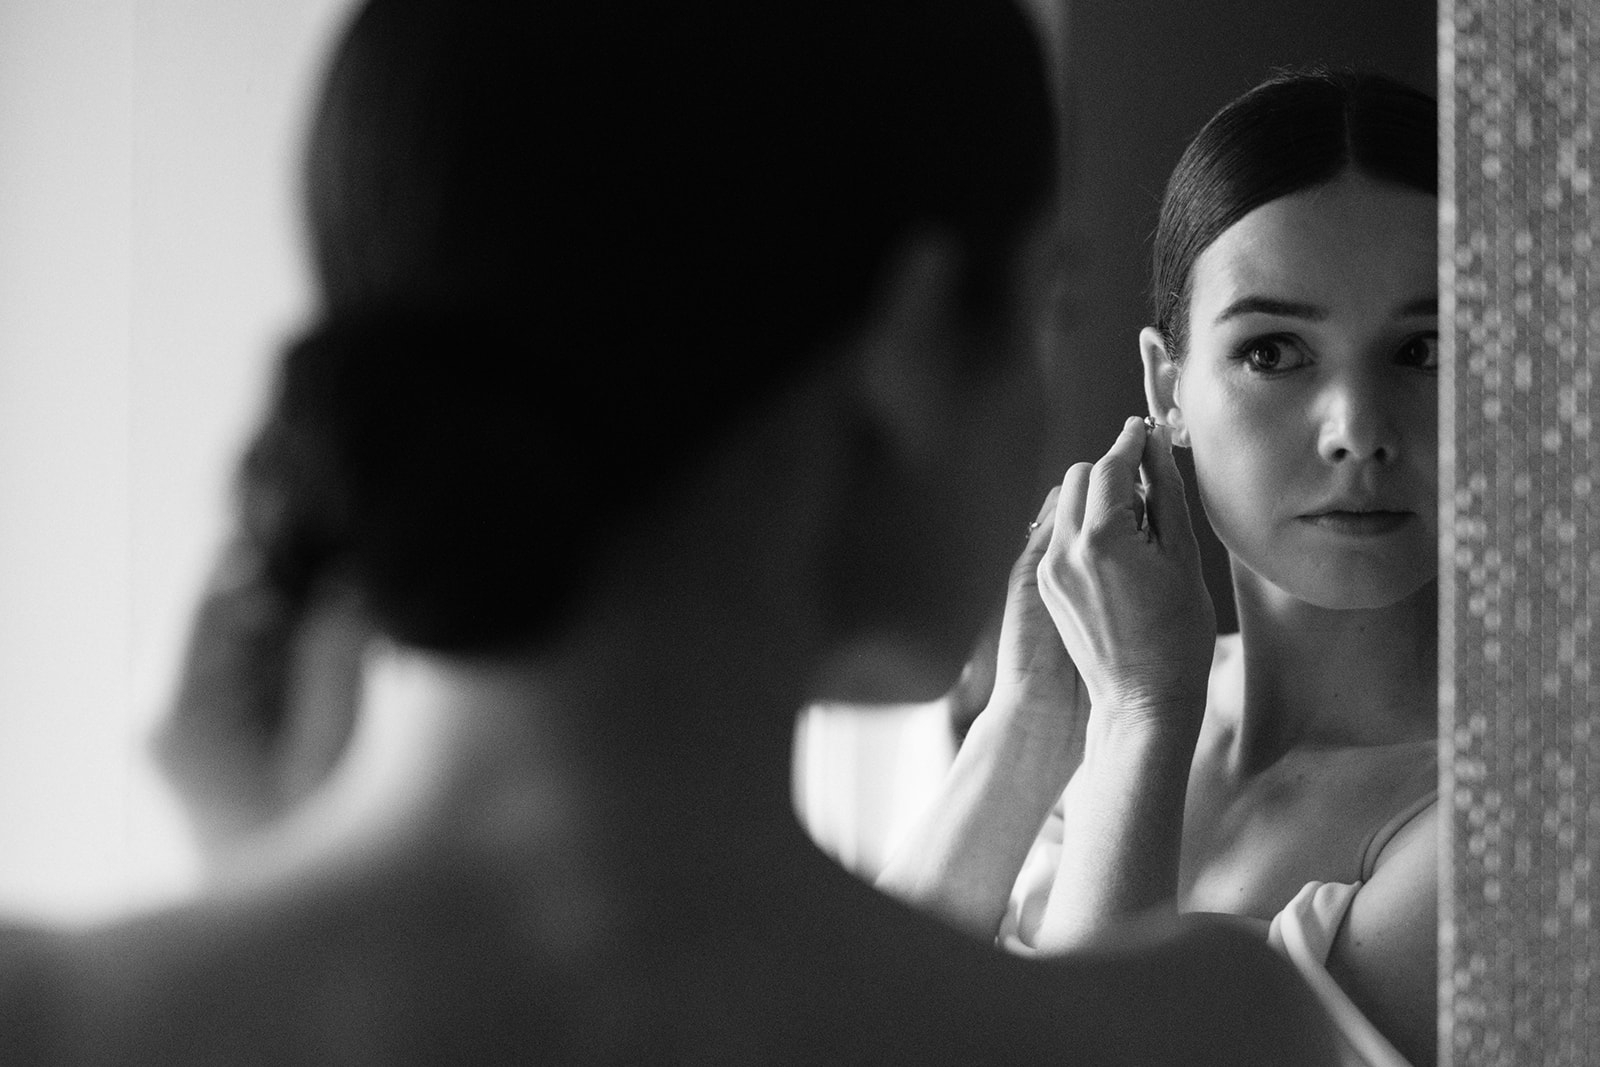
[0,851,1346,1067]
[1327,798,1438,1065]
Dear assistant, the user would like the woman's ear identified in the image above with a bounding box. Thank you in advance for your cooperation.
[809,231,1046,705]
[849,232,974,461]
[1139,326,1190,447]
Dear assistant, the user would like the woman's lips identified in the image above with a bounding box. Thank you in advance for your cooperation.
[1300,510,1415,536]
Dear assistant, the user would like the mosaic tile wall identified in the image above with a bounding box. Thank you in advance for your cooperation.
[1444,2,1600,1062]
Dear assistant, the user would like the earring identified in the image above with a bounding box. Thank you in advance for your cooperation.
[1145,413,1188,447]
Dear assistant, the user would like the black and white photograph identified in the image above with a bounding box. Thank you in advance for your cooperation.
[0,2,1588,1064]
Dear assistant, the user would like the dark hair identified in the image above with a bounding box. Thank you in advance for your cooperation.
[1151,67,1437,359]
[239,0,1058,652]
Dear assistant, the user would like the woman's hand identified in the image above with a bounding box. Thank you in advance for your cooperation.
[874,495,1088,939]
[1036,416,1215,735]
[979,489,1092,758]
[1024,417,1216,950]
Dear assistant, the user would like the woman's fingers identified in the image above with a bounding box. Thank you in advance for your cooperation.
[1054,462,1093,541]
[1027,416,1217,728]
[1043,413,1196,560]
[1012,485,1061,573]
[1052,417,1196,551]
[1086,417,1147,538]
[985,482,1087,730]
[1139,422,1195,548]
[1078,416,1148,540]
[1026,485,1060,545]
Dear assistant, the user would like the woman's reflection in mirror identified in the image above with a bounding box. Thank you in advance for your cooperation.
[881,67,1438,1067]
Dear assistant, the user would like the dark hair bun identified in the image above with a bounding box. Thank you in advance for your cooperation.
[236,308,585,651]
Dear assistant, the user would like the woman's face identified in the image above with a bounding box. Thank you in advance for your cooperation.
[1159,171,1438,611]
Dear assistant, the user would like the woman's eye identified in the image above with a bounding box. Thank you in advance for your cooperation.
[1236,337,1303,373]
[1397,333,1439,370]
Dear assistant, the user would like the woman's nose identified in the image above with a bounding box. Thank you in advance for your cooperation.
[1316,374,1399,465]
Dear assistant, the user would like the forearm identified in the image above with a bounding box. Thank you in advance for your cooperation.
[1032,710,1199,952]
[875,701,1076,940]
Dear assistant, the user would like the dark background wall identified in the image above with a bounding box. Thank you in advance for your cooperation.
[1035,0,1436,632]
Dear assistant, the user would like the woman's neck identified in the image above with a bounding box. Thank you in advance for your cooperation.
[213,532,822,916]
[384,606,810,855]
[1225,570,1437,765]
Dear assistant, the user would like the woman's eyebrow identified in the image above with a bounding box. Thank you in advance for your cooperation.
[1213,295,1328,325]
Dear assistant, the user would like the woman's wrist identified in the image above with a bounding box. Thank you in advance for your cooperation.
[972,685,1083,778]
[1081,700,1203,774]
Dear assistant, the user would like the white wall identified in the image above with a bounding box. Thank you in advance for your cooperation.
[0,0,355,924]
[793,701,957,882]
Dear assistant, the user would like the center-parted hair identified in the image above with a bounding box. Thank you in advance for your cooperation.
[237,0,1059,652]
[1151,67,1437,360]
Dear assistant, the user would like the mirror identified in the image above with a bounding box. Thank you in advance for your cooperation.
[797,2,1448,1063]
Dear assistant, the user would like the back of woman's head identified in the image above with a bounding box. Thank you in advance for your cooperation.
[240,0,1058,652]
[1151,67,1437,359]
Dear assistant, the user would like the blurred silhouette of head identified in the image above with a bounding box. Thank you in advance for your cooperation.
[238,0,1060,654]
